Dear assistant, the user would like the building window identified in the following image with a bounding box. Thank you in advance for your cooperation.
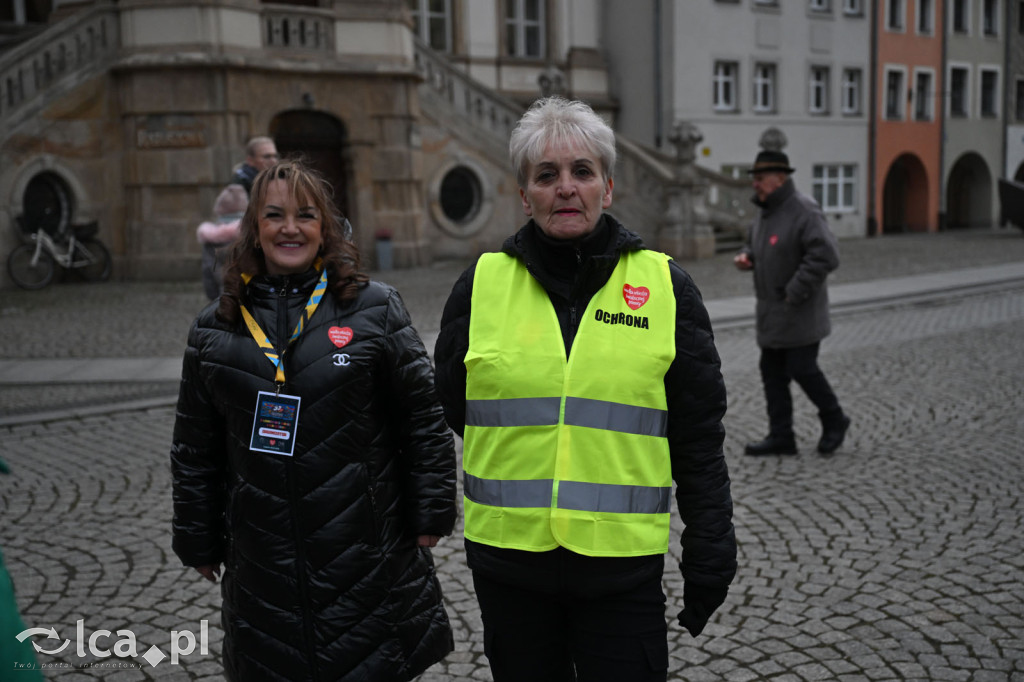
[1015,79,1024,119]
[953,0,970,33]
[408,0,452,52]
[754,0,780,6]
[914,70,934,120]
[753,63,776,112]
[505,0,545,58]
[983,0,999,34]
[918,0,933,33]
[842,68,862,114]
[1019,0,1024,32]
[885,68,905,119]
[810,0,831,10]
[950,66,970,116]
[812,164,857,212]
[844,0,863,14]
[810,66,830,114]
[980,68,1000,116]
[887,0,905,29]
[713,61,739,111]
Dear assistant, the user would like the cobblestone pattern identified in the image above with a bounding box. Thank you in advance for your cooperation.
[2,284,1023,680]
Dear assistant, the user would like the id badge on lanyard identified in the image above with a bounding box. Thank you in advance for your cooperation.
[241,263,327,456]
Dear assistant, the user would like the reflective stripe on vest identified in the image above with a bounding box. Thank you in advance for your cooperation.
[464,249,676,557]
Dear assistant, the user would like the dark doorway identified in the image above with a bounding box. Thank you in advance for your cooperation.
[21,171,73,237]
[269,110,351,227]
[882,153,929,233]
[946,152,992,229]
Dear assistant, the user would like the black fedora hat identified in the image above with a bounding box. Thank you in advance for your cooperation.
[748,150,795,174]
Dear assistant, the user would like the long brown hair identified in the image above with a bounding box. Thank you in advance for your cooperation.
[216,159,367,325]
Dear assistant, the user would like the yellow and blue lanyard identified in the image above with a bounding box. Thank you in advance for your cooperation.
[240,259,327,385]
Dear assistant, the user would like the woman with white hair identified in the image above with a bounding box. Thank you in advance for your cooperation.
[435,96,738,681]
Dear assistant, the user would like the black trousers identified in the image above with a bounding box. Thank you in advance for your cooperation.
[472,556,669,682]
[759,343,843,438]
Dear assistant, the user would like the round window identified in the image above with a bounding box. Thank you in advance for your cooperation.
[22,172,72,237]
[439,166,481,224]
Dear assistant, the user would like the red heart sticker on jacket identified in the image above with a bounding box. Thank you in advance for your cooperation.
[623,284,650,310]
[328,326,353,348]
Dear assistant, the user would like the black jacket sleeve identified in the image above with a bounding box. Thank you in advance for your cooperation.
[170,319,227,567]
[382,288,458,537]
[433,263,476,438]
[665,261,737,589]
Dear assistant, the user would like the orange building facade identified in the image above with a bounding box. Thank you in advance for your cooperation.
[873,0,945,234]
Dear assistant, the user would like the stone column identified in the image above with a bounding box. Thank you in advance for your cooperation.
[657,121,715,259]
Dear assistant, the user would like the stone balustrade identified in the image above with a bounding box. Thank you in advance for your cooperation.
[413,37,521,143]
[0,3,119,128]
[263,6,333,51]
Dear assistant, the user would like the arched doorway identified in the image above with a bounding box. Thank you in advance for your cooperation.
[20,171,74,238]
[882,153,929,233]
[946,152,992,229]
[269,110,351,226]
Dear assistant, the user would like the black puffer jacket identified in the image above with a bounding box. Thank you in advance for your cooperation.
[171,269,457,682]
[434,215,736,593]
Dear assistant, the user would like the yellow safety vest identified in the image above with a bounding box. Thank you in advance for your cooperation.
[464,249,677,557]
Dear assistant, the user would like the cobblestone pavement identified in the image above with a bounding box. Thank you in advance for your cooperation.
[1,228,1023,680]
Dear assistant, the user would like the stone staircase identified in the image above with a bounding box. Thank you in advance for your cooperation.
[0,2,119,135]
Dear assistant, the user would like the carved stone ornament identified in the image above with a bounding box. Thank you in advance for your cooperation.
[759,127,788,152]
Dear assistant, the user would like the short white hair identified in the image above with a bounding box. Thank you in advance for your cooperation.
[508,96,616,188]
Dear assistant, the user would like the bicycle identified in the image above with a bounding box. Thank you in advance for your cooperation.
[7,220,112,290]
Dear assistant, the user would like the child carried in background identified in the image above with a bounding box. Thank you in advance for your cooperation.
[196,184,247,301]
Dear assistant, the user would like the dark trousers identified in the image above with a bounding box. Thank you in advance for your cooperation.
[472,563,668,682]
[759,343,843,438]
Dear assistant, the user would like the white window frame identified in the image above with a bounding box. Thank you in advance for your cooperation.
[841,68,863,114]
[884,65,907,120]
[812,164,858,212]
[983,0,1000,35]
[916,0,934,34]
[753,63,776,113]
[713,61,739,112]
[886,0,906,30]
[979,66,1001,117]
[505,0,546,59]
[952,0,972,34]
[913,67,935,120]
[948,63,972,117]
[843,0,864,14]
[408,0,452,52]
[809,66,831,114]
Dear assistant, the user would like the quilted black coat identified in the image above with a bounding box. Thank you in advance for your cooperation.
[434,215,737,593]
[171,269,457,681]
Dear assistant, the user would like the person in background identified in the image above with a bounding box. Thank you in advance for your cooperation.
[231,136,278,195]
[434,96,737,682]
[734,149,850,456]
[196,183,247,300]
[171,160,457,681]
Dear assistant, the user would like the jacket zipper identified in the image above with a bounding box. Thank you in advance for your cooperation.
[275,282,320,682]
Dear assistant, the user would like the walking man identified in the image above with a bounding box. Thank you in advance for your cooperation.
[734,150,850,456]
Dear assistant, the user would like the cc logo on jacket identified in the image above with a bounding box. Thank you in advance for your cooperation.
[333,353,351,366]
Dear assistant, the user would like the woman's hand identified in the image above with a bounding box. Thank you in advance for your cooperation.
[416,535,441,548]
[195,564,222,582]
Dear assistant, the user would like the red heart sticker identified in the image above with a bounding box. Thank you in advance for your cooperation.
[770,234,779,246]
[622,284,650,310]
[328,326,353,348]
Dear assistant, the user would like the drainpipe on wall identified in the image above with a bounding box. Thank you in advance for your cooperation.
[654,0,663,149]
[937,0,948,231]
[867,0,878,236]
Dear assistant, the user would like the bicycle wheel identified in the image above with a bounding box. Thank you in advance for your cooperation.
[74,239,112,282]
[7,244,56,289]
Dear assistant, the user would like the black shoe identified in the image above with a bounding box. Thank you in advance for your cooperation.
[817,416,851,454]
[744,436,797,456]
